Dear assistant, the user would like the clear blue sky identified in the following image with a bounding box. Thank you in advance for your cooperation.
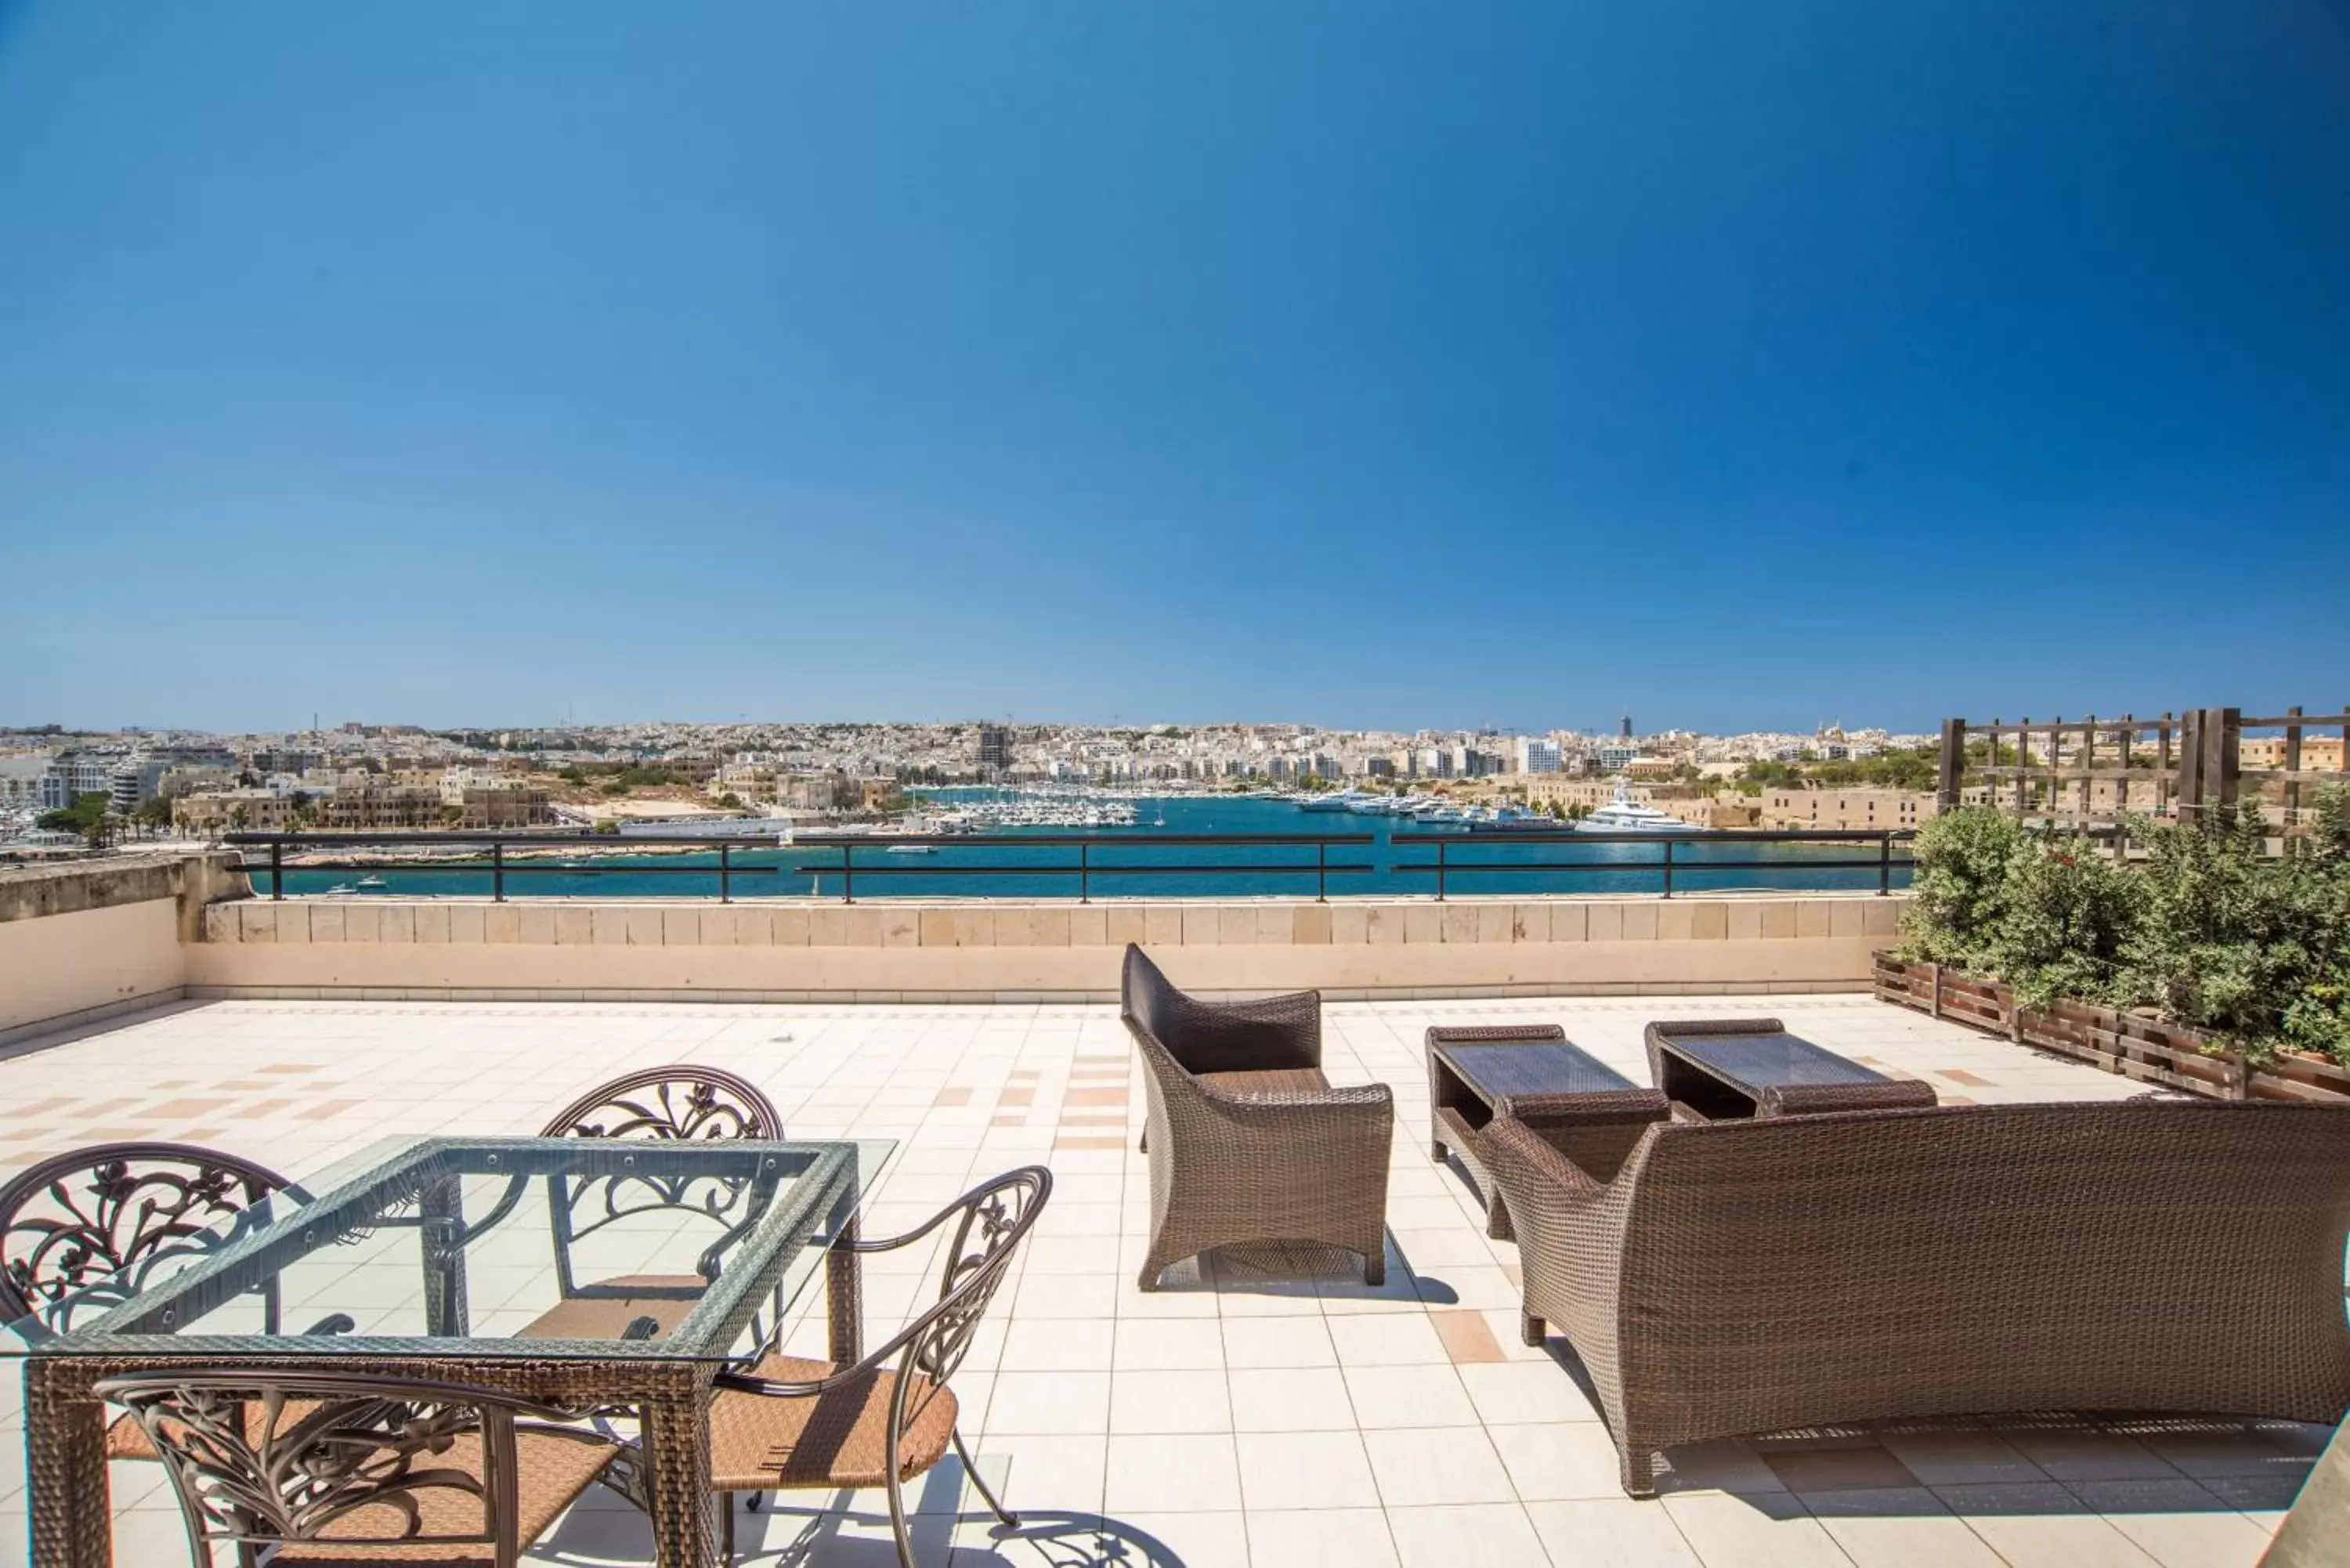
[3,1,2347,735]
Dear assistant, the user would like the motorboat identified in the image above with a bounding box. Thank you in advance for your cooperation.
[1297,790,1364,813]
[355,875,389,891]
[1577,779,1693,833]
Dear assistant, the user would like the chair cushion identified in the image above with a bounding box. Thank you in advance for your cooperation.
[512,1274,707,1341]
[1196,1067,1331,1098]
[707,1353,959,1491]
[106,1400,324,1461]
[267,1425,615,1564]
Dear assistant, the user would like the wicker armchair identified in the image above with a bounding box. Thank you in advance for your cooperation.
[95,1369,617,1567]
[522,1064,786,1342]
[1121,945,1393,1288]
[674,1165,1051,1567]
[1482,1097,2350,1497]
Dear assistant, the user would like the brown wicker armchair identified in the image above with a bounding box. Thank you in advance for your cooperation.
[1482,1097,2350,1497]
[1121,945,1393,1288]
[95,1369,617,1567]
[522,1064,786,1342]
[678,1165,1051,1567]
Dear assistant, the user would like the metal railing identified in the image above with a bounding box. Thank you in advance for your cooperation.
[221,829,1382,902]
[1387,827,1916,900]
[222,826,1914,902]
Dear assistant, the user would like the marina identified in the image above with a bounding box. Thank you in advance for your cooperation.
[245,792,1911,901]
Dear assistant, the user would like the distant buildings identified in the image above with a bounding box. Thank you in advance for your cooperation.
[977,724,1012,775]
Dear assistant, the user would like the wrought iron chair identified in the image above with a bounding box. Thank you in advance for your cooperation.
[665,1165,1051,1568]
[522,1064,786,1342]
[0,1141,354,1461]
[93,1369,619,1568]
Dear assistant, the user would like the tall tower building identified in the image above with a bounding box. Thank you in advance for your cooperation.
[976,724,1011,775]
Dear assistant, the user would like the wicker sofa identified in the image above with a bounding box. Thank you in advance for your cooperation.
[1481,1097,2350,1496]
[1121,945,1393,1289]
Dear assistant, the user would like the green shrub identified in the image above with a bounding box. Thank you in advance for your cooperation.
[2117,800,2350,1067]
[1985,833,2146,1011]
[1897,807,2023,970]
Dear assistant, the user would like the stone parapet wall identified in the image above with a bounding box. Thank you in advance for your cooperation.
[188,893,1906,1002]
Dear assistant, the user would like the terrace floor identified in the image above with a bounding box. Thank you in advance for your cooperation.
[0,992,2326,1568]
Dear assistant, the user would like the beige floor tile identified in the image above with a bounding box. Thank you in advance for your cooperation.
[1247,1506,1401,1568]
[1932,1483,2161,1568]
[1386,1502,1552,1567]
[1801,1487,2001,1567]
[1364,1427,1519,1508]
[1112,1316,1224,1371]
[1343,1364,1481,1429]
[2065,1479,2274,1568]
[1526,1498,1706,1566]
[2005,1430,2181,1483]
[1220,1316,1338,1370]
[1489,1422,1632,1502]
[1109,1368,1232,1434]
[998,1317,1116,1371]
[1456,1360,1603,1425]
[1108,1509,1250,1567]
[1104,1433,1242,1512]
[1329,1314,1451,1367]
[1878,1430,2047,1487]
[1235,1429,1383,1511]
[1659,1491,1853,1568]
[1228,1367,1360,1434]
[982,1371,1112,1435]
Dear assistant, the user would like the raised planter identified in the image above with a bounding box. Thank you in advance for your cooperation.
[1872,951,2350,1104]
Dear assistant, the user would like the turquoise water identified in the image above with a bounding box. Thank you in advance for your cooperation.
[259,794,1911,900]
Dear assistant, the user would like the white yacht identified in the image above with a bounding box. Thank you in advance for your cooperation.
[1298,790,1365,813]
[1577,780,1692,833]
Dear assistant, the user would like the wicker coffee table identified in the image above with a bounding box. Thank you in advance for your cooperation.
[1427,1025,1656,1239]
[1646,1017,1938,1120]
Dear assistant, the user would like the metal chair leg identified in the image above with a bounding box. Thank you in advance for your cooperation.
[886,1461,917,1568]
[953,1427,1018,1527]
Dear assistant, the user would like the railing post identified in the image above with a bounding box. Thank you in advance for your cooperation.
[1878,836,1891,895]
[1661,838,1674,899]
[719,841,732,903]
[492,840,505,903]
[1936,717,1965,813]
[1435,839,1448,902]
[1079,840,1090,904]
[269,839,284,901]
[1316,840,1328,903]
[841,845,855,904]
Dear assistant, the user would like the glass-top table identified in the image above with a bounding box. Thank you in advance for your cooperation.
[1647,1025,1936,1119]
[9,1134,892,1568]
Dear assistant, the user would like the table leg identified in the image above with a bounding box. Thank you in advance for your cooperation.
[23,1360,110,1568]
[642,1375,721,1568]
[420,1172,471,1338]
[827,1215,863,1367]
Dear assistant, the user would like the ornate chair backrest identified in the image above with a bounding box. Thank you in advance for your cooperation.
[93,1370,582,1568]
[537,1065,786,1297]
[0,1142,291,1336]
[716,1167,1050,1458]
[539,1064,783,1141]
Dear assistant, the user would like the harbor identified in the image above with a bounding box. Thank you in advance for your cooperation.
[245,791,1911,901]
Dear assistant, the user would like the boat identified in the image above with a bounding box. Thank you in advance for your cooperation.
[325,883,355,895]
[1297,790,1364,813]
[355,875,388,891]
[1577,779,1693,833]
[886,844,935,855]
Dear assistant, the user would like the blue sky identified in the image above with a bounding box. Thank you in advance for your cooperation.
[3,0,2347,735]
